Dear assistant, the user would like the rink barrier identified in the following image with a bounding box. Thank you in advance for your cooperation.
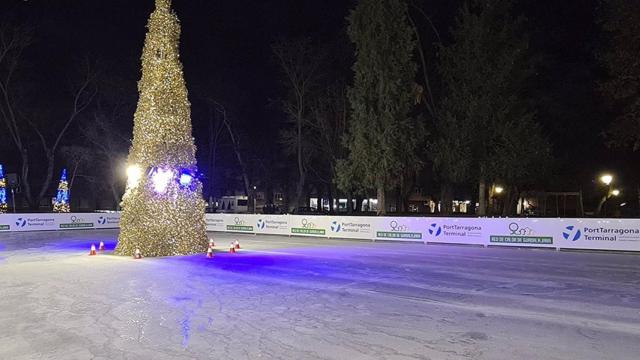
[0,213,120,232]
[2,213,640,252]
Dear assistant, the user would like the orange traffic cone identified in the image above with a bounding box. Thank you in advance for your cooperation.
[229,243,236,253]
[234,240,240,250]
[98,241,105,252]
[89,244,97,256]
[207,247,214,258]
[134,248,142,259]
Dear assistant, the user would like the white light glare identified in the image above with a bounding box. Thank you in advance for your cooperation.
[152,168,173,194]
[127,165,142,188]
[600,174,613,186]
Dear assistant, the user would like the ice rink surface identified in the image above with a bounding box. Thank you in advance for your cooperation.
[1,230,639,360]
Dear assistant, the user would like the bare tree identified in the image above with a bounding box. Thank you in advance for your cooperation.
[60,145,94,190]
[81,99,130,210]
[0,22,97,209]
[29,57,98,208]
[272,38,324,210]
[210,101,250,198]
[204,100,227,201]
[308,82,348,212]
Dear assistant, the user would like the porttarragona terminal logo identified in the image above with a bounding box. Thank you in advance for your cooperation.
[331,220,370,234]
[291,218,325,235]
[567,225,640,242]
[428,223,442,236]
[490,222,553,244]
[16,217,27,228]
[562,225,581,241]
[98,216,107,225]
[377,220,421,239]
[257,218,266,229]
[226,217,253,232]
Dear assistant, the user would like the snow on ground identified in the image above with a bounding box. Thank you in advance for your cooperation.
[1,230,639,360]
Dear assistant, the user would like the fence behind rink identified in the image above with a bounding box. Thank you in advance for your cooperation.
[2,212,640,252]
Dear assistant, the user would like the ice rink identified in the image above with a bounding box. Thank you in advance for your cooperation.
[1,230,639,359]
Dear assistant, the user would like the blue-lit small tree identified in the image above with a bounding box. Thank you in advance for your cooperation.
[53,169,70,213]
[0,164,7,213]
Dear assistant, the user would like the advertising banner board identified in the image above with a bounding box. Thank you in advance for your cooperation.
[2,212,639,252]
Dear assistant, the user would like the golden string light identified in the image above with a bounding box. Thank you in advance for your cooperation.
[116,0,208,257]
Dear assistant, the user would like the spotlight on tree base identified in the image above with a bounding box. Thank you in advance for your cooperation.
[127,165,142,188]
[179,171,193,186]
[151,168,173,194]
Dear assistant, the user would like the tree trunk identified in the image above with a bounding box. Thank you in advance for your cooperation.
[327,184,334,213]
[596,195,607,216]
[399,173,406,213]
[440,183,453,215]
[502,186,514,217]
[20,149,34,210]
[110,183,120,211]
[347,192,354,214]
[37,152,55,211]
[293,174,305,211]
[477,179,487,216]
[377,185,386,215]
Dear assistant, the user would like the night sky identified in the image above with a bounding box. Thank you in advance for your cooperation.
[0,0,635,207]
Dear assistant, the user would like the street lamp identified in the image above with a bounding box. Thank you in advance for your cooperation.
[596,172,620,216]
[494,186,504,194]
[600,174,613,186]
[253,185,257,214]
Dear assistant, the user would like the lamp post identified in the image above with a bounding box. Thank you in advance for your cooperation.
[596,174,619,216]
[253,185,257,214]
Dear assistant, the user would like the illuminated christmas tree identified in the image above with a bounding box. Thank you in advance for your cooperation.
[116,0,207,257]
[0,164,7,213]
[53,168,70,213]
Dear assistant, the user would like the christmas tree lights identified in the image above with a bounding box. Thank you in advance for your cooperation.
[116,0,208,257]
[53,169,70,213]
[0,164,7,214]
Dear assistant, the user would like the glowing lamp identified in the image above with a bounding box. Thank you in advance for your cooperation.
[494,186,504,194]
[127,165,142,188]
[611,189,620,197]
[600,174,613,186]
[179,172,193,186]
[152,168,173,194]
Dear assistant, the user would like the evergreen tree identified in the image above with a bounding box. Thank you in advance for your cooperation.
[435,0,550,215]
[339,0,419,215]
[117,0,207,257]
[0,164,7,213]
[52,169,70,213]
[599,0,640,150]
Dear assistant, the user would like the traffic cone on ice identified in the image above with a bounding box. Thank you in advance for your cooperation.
[207,247,214,258]
[98,241,105,253]
[234,240,240,250]
[229,243,236,254]
[134,248,142,259]
[89,244,97,256]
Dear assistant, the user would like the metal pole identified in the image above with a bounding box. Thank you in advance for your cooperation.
[11,188,15,213]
